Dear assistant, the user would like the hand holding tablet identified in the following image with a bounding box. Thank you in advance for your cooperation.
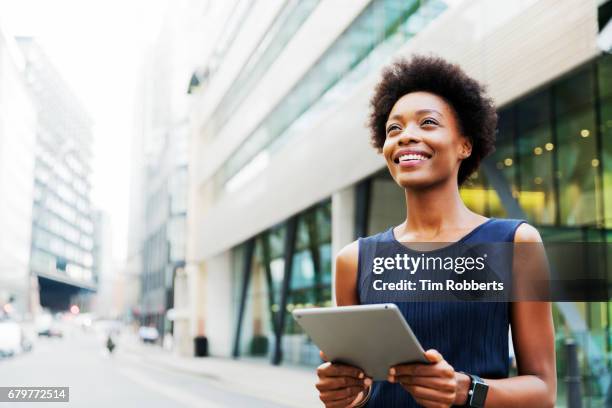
[292,303,429,381]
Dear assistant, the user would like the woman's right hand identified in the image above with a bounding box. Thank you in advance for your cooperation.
[316,351,372,407]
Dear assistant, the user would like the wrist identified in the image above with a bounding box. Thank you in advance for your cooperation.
[351,385,372,408]
[454,372,471,406]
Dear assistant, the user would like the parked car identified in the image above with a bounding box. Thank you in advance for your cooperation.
[0,320,24,357]
[35,313,63,338]
[138,326,159,344]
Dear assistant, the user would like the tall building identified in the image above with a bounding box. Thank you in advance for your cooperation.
[17,37,97,312]
[0,27,36,316]
[137,129,188,339]
[91,210,114,317]
[185,0,612,404]
[129,1,204,341]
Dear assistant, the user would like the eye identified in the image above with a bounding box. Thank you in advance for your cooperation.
[421,118,439,126]
[386,123,402,135]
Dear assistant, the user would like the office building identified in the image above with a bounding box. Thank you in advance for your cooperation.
[18,37,97,311]
[130,1,204,340]
[0,27,36,315]
[186,0,611,403]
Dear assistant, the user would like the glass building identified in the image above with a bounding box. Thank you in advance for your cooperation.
[17,37,97,311]
[186,0,612,406]
[228,54,612,406]
[0,31,36,315]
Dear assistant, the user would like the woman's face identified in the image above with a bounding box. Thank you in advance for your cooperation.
[382,91,471,189]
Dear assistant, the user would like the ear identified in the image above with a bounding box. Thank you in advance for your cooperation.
[460,138,472,159]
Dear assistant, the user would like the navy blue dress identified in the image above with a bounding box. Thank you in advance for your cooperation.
[356,217,526,407]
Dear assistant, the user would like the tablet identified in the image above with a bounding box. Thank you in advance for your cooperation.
[292,304,429,380]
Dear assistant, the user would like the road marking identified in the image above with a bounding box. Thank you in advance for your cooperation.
[117,366,225,408]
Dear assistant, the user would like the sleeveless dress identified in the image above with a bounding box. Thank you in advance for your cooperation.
[356,217,526,407]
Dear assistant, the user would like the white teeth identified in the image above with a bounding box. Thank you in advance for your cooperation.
[399,153,428,161]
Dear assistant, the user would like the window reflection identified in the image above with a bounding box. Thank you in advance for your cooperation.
[232,201,331,364]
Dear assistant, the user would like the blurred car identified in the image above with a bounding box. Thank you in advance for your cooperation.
[0,320,24,357]
[35,313,63,338]
[74,313,93,329]
[138,326,159,344]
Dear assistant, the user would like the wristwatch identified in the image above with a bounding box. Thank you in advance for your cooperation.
[460,372,488,407]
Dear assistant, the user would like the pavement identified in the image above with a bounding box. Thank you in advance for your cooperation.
[120,334,321,408]
[0,326,321,408]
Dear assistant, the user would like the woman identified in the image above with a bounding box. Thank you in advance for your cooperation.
[315,55,556,407]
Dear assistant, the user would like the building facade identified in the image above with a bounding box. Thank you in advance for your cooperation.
[129,1,205,341]
[0,26,36,316]
[186,0,611,404]
[17,37,97,312]
[91,210,114,317]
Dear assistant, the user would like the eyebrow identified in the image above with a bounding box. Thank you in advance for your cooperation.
[386,109,444,125]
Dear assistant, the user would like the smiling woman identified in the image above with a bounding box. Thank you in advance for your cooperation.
[369,55,498,187]
[314,55,557,408]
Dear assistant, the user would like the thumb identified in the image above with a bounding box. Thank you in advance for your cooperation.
[424,349,443,363]
[319,350,329,362]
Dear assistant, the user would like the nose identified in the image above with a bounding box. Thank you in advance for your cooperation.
[397,128,422,146]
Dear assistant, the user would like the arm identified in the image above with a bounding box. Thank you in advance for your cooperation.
[316,241,372,407]
[335,240,360,306]
[469,223,557,407]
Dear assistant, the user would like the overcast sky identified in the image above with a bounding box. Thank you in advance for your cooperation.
[0,0,169,264]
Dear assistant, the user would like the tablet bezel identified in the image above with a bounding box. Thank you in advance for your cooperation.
[292,303,429,381]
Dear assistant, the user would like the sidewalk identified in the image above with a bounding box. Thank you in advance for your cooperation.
[120,336,320,408]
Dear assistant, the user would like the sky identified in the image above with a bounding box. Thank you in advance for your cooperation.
[0,0,169,264]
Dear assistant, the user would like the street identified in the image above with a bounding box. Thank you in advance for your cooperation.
[0,330,293,408]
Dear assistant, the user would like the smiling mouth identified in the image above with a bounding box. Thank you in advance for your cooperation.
[393,153,432,164]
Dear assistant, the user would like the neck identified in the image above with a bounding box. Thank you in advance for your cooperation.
[402,177,475,234]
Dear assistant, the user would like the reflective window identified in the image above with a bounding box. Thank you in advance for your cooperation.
[516,89,556,225]
[232,201,331,364]
[600,55,612,227]
[217,0,447,191]
[206,0,321,141]
[555,67,600,226]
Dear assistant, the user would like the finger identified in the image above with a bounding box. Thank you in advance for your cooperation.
[320,350,329,361]
[403,384,455,406]
[326,393,361,408]
[395,375,456,393]
[325,397,355,408]
[319,362,364,379]
[390,361,454,377]
[316,376,366,391]
[320,386,364,403]
[425,349,443,363]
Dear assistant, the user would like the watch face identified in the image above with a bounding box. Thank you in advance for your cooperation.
[471,382,489,407]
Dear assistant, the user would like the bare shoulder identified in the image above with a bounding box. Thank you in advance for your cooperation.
[335,240,360,305]
[336,240,359,267]
[514,222,543,243]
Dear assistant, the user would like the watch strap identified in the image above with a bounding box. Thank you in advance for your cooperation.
[459,372,488,408]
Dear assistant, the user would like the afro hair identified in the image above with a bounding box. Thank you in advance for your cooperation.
[368,55,497,185]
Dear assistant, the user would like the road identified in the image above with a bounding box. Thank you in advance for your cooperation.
[0,330,291,408]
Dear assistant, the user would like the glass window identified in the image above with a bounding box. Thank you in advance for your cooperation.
[517,89,556,225]
[218,0,446,191]
[461,171,489,216]
[555,67,600,226]
[599,55,612,228]
[232,201,332,364]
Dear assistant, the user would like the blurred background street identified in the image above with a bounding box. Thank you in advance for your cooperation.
[0,0,611,406]
[0,318,315,407]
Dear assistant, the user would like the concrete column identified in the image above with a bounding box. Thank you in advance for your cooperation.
[331,185,356,306]
[184,261,205,357]
[204,251,234,357]
[172,266,191,356]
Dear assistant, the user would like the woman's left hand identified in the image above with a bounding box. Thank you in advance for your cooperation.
[388,349,467,408]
